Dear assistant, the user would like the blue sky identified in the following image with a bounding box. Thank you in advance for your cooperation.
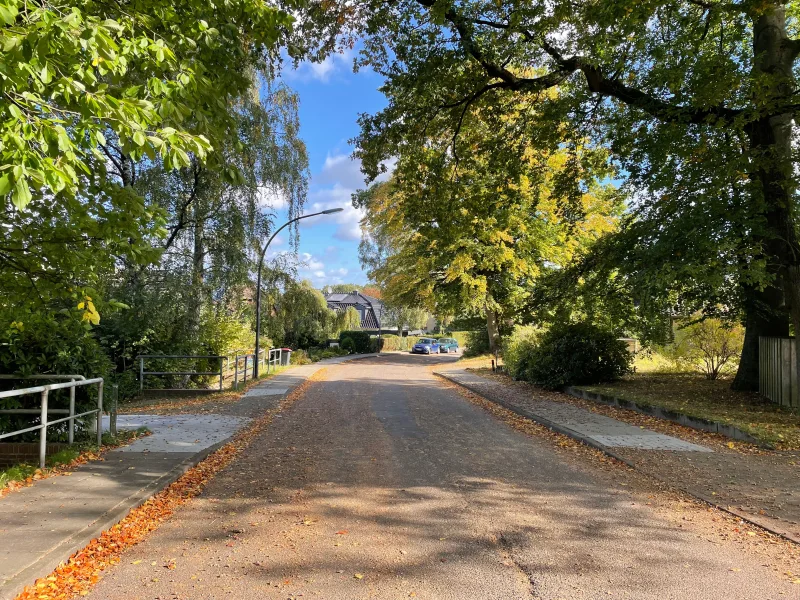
[263,50,388,289]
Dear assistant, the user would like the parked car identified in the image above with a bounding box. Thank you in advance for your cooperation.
[411,337,440,354]
[438,338,460,353]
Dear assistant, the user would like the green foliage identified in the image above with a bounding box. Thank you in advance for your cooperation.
[299,0,800,389]
[339,330,372,354]
[198,308,253,356]
[502,326,544,380]
[517,322,632,389]
[340,337,355,353]
[269,280,338,349]
[0,309,111,439]
[463,330,490,357]
[0,0,294,209]
[669,319,745,380]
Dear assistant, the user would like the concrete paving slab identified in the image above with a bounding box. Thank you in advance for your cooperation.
[435,369,711,453]
[102,414,248,453]
[243,387,288,397]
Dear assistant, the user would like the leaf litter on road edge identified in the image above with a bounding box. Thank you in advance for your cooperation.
[13,368,329,600]
[435,375,800,582]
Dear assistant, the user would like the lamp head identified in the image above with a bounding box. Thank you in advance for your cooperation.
[322,207,345,214]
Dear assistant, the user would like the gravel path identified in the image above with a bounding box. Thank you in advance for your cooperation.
[85,354,797,599]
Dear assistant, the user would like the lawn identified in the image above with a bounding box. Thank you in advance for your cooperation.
[580,373,800,450]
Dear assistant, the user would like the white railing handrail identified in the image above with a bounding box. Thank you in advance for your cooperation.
[0,374,86,381]
[0,377,103,468]
[0,377,103,399]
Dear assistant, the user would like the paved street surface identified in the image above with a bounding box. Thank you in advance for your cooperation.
[84,354,796,599]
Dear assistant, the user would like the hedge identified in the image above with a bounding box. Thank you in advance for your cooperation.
[339,330,373,354]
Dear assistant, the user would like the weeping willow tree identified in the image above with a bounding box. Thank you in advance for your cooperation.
[98,80,309,367]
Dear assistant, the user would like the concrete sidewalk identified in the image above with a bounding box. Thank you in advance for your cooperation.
[0,353,377,600]
[435,367,800,543]
[436,369,711,452]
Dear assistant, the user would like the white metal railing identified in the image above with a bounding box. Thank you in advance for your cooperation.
[138,355,227,394]
[232,354,255,389]
[267,348,282,373]
[0,377,104,468]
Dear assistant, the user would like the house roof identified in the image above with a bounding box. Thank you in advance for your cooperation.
[324,291,385,329]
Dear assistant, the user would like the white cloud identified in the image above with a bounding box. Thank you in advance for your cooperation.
[257,186,290,211]
[285,48,355,83]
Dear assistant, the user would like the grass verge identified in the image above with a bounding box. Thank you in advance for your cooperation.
[580,373,800,450]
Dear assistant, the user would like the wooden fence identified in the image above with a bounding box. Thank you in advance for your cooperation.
[759,337,799,408]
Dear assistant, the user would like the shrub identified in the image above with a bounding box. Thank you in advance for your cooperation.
[374,334,411,352]
[519,322,632,389]
[339,330,372,354]
[0,311,113,441]
[340,337,355,353]
[463,329,490,356]
[290,349,312,365]
[673,318,744,380]
[502,326,543,379]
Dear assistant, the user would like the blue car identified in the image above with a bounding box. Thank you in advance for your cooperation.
[411,337,440,354]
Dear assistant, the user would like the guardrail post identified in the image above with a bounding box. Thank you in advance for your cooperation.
[68,378,75,445]
[243,355,248,385]
[39,389,48,469]
[96,380,104,447]
[110,384,118,437]
[234,356,239,389]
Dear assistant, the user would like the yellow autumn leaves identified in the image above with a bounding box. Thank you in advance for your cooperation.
[77,296,100,325]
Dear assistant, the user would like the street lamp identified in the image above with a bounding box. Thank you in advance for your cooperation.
[254,207,344,378]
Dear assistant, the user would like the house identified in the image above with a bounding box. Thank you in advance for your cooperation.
[324,290,386,330]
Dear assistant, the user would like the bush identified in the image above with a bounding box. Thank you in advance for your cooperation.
[502,326,543,379]
[673,318,744,380]
[339,330,372,354]
[0,312,112,440]
[519,322,632,389]
[463,329,490,356]
[340,337,355,353]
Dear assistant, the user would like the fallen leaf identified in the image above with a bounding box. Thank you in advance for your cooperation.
[354,573,364,580]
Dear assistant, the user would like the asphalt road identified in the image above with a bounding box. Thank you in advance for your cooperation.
[87,354,797,599]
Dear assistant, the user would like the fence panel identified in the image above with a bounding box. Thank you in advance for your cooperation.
[759,337,798,409]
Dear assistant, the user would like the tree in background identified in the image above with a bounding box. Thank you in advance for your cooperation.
[356,93,622,352]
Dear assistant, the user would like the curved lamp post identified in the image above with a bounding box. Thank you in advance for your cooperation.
[254,207,344,378]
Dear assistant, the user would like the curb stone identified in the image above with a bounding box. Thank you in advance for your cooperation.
[434,371,800,546]
[564,386,762,446]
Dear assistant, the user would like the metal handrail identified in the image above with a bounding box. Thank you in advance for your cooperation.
[0,378,104,468]
[137,355,227,394]
[0,375,87,444]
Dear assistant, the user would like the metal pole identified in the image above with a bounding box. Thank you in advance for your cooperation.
[39,389,48,469]
[110,384,118,437]
[139,356,144,395]
[96,380,103,447]
[254,208,344,379]
[68,378,75,445]
[234,355,239,389]
[219,357,224,391]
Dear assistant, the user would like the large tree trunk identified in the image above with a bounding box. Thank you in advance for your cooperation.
[187,197,205,343]
[486,308,499,354]
[733,5,797,389]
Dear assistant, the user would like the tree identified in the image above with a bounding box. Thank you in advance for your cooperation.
[298,0,800,388]
[383,305,429,333]
[675,319,745,380]
[356,96,622,352]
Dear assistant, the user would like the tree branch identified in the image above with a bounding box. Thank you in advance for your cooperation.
[418,0,743,126]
